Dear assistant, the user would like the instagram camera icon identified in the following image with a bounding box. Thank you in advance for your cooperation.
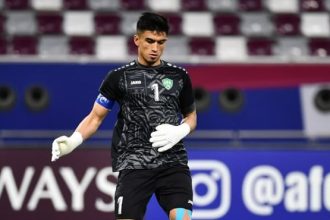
[189,160,231,219]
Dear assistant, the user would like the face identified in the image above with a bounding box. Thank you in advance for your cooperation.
[134,30,168,66]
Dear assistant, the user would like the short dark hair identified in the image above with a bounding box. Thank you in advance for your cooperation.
[136,12,169,35]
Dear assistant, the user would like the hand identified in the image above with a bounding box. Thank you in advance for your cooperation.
[51,132,83,162]
[149,123,190,152]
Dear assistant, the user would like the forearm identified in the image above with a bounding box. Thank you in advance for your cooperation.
[75,103,109,140]
[75,114,103,140]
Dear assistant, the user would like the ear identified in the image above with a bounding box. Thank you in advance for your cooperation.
[133,35,139,47]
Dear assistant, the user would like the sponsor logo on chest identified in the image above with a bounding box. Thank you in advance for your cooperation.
[130,80,142,85]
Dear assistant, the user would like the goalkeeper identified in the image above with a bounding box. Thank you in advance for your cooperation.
[51,12,197,220]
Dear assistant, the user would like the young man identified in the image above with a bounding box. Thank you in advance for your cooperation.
[51,12,197,220]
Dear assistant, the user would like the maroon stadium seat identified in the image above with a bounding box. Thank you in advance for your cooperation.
[189,37,215,55]
[127,36,137,55]
[11,36,37,55]
[163,13,182,35]
[63,0,88,10]
[36,13,63,34]
[239,0,263,11]
[308,38,330,56]
[300,0,325,11]
[0,15,5,34]
[214,14,241,35]
[182,0,207,11]
[5,0,30,10]
[273,13,301,36]
[69,36,95,55]
[121,0,145,10]
[94,13,121,35]
[247,37,274,56]
[0,37,7,54]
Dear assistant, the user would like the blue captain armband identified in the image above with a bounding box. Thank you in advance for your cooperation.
[95,93,115,110]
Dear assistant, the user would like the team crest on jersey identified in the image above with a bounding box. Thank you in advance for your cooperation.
[162,78,173,90]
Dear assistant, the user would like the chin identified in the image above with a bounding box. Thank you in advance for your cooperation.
[149,57,157,61]
[147,58,158,64]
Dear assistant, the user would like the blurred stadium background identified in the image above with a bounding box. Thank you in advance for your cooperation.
[1,0,330,219]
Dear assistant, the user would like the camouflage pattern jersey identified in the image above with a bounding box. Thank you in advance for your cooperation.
[99,60,195,171]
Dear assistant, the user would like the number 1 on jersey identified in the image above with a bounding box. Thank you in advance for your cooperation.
[117,196,123,215]
[151,83,159,101]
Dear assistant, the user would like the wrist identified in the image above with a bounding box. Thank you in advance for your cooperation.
[179,123,191,137]
[70,131,83,148]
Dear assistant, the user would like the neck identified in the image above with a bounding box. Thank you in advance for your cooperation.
[137,57,161,67]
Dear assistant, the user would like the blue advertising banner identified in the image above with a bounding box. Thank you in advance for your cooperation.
[146,149,330,220]
[1,147,329,220]
[0,63,308,131]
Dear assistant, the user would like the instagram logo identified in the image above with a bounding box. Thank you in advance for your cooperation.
[189,160,231,219]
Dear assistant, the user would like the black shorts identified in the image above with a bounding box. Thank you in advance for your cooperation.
[114,165,193,220]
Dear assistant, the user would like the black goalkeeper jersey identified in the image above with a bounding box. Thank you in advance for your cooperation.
[99,60,195,171]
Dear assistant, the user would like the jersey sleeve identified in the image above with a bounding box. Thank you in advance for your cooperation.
[179,71,196,115]
[99,70,121,101]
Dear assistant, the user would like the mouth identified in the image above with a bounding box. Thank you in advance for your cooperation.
[149,54,158,59]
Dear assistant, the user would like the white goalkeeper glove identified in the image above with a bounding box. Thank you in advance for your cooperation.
[149,123,190,152]
[51,131,83,162]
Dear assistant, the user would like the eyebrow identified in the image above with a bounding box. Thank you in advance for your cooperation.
[145,37,167,43]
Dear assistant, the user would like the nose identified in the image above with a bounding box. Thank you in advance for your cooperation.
[151,42,158,52]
